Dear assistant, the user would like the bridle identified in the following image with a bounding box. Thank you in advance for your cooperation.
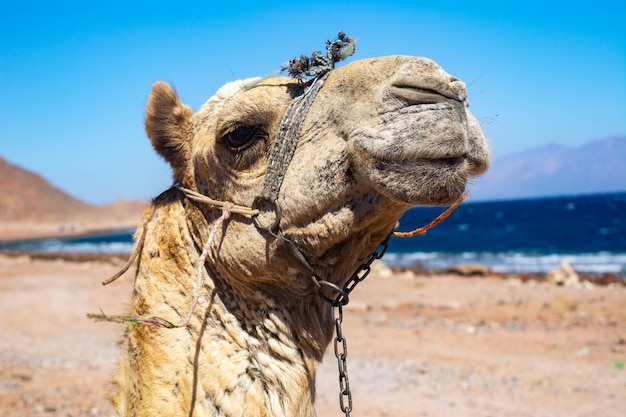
[249,32,364,305]
[92,32,466,417]
[249,70,351,304]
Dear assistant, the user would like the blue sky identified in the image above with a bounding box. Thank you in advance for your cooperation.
[1,1,624,205]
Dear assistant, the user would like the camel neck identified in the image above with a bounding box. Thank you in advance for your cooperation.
[120,285,325,417]
[113,196,331,417]
[185,286,323,417]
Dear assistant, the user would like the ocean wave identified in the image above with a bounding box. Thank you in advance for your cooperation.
[384,251,626,274]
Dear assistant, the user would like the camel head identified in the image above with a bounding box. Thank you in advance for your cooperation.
[144,55,489,303]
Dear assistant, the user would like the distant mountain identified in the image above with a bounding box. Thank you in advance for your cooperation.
[0,156,146,222]
[100,198,149,220]
[0,155,97,221]
[469,136,626,201]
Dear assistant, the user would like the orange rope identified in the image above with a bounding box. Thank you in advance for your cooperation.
[393,193,466,237]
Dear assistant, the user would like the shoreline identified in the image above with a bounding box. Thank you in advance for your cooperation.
[0,251,131,264]
[0,226,137,245]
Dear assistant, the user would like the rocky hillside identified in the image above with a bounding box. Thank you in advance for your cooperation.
[0,156,145,222]
[470,136,626,201]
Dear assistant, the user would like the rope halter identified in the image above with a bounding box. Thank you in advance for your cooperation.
[253,31,356,236]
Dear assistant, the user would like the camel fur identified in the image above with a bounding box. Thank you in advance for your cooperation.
[110,55,489,417]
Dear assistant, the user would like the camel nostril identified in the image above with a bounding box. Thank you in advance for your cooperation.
[389,82,466,106]
[390,84,448,105]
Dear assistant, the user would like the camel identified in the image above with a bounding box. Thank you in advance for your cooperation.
[101,38,489,417]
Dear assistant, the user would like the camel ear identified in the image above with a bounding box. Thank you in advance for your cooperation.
[145,81,194,179]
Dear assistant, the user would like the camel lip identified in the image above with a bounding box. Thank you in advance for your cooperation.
[372,154,467,167]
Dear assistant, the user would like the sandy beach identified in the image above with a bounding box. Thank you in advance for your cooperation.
[0,250,624,417]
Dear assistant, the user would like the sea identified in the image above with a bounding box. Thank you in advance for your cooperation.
[2,192,625,276]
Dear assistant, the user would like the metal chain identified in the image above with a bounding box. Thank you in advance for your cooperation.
[315,233,391,417]
[333,304,352,416]
[332,233,391,307]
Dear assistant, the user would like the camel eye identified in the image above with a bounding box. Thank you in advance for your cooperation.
[224,125,266,151]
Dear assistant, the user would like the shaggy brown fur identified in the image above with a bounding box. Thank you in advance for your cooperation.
[111,56,489,416]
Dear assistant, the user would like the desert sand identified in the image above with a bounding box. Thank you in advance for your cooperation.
[0,252,624,417]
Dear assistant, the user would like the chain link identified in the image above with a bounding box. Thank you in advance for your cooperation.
[316,233,391,417]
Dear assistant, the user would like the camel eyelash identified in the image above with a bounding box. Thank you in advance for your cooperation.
[222,125,267,150]
[220,124,270,169]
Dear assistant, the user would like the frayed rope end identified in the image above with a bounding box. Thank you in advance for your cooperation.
[87,311,181,329]
[282,31,356,81]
